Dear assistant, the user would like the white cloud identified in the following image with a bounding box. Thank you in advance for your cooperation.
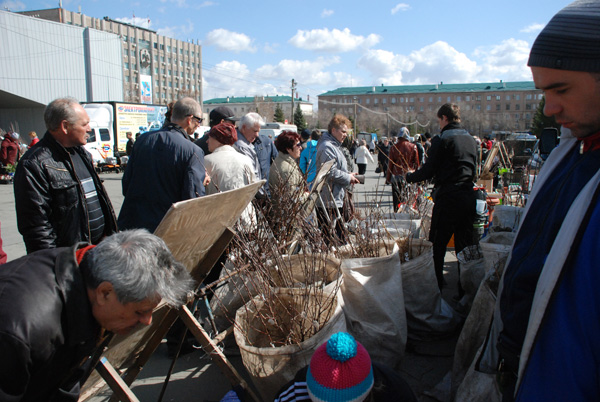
[0,0,25,11]
[256,57,343,87]
[263,42,279,54]
[520,23,544,33]
[391,3,410,14]
[159,0,187,7]
[357,39,533,86]
[204,29,256,52]
[203,60,279,98]
[321,9,334,18]
[157,27,176,38]
[196,1,216,7]
[473,39,532,81]
[115,16,152,29]
[289,28,380,52]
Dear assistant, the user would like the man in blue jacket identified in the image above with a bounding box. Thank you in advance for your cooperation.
[494,1,600,400]
[118,97,206,232]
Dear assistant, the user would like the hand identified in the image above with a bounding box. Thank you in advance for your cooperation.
[203,172,211,186]
[350,172,360,185]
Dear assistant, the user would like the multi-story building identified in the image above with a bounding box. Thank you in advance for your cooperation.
[204,95,314,121]
[0,10,123,134]
[20,8,202,107]
[318,81,543,134]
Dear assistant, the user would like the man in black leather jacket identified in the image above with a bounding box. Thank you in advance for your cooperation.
[0,230,193,402]
[14,98,117,253]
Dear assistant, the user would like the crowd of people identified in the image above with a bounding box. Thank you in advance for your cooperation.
[1,1,599,400]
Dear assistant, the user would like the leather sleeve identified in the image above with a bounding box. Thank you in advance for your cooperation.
[13,158,57,253]
[0,332,31,402]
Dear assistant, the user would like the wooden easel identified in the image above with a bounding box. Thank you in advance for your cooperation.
[81,182,266,402]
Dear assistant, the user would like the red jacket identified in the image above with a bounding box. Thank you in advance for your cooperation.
[386,139,420,182]
[0,136,19,166]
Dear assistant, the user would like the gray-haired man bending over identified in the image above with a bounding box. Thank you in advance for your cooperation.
[0,229,194,402]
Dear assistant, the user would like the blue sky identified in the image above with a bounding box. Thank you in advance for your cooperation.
[4,0,570,101]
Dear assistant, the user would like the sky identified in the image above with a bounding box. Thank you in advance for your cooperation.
[4,0,571,102]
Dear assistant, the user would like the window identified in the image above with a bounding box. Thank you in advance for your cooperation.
[526,104,532,110]
[420,106,424,112]
[154,55,158,62]
[160,44,164,50]
[516,104,521,110]
[167,45,171,52]
[526,113,531,119]
[526,94,533,100]
[131,50,135,56]
[168,82,172,87]
[100,128,110,141]
[125,76,130,82]
[486,95,492,101]
[457,96,462,102]
[466,96,471,101]
[153,42,158,49]
[429,97,433,102]
[391,98,396,104]
[496,95,501,101]
[161,56,165,63]
[124,62,129,69]
[506,104,511,110]
[160,68,165,74]
[476,95,482,101]
[168,69,171,76]
[400,97,405,103]
[180,48,183,54]
[180,60,183,67]
[168,57,171,64]
[515,94,521,100]
[87,129,96,142]
[438,97,442,102]
[409,97,415,103]
[476,105,481,111]
[419,97,424,102]
[382,98,387,104]
[506,95,511,101]
[374,98,378,104]
[515,114,520,120]
[123,35,128,42]
[130,37,136,43]
[486,105,491,111]
[447,96,451,102]
[366,98,370,104]
[465,105,471,111]
[496,104,501,111]
[180,71,184,78]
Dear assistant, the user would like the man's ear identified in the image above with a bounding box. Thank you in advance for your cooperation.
[95,282,114,305]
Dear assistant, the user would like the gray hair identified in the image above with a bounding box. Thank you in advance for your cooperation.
[240,112,264,130]
[171,97,201,123]
[44,97,80,132]
[85,229,194,307]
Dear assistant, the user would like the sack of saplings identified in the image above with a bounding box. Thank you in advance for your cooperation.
[456,245,487,310]
[479,232,515,273]
[400,239,461,340]
[340,242,407,369]
[452,268,503,401]
[268,253,341,289]
[234,287,345,401]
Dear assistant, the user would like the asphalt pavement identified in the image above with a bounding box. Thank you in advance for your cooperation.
[0,158,460,402]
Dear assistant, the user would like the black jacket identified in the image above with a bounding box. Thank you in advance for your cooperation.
[14,132,118,253]
[406,122,477,199]
[0,245,101,401]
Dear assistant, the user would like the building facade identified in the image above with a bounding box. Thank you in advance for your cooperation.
[20,8,202,106]
[204,95,314,121]
[0,10,123,135]
[318,81,543,135]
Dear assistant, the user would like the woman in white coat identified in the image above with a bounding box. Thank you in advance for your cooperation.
[354,139,374,175]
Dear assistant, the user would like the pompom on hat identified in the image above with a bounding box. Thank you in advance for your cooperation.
[528,0,600,72]
[306,332,374,402]
[208,122,237,145]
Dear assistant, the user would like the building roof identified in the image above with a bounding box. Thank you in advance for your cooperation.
[319,81,537,97]
[204,95,311,104]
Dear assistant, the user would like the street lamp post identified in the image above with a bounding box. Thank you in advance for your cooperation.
[353,96,358,136]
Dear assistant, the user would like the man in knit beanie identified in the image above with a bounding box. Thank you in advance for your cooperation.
[494,1,600,401]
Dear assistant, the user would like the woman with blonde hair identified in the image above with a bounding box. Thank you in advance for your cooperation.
[354,139,374,175]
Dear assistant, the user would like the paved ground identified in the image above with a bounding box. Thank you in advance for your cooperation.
[0,158,461,402]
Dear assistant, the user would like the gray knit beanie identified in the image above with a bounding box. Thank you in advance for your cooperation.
[528,0,600,72]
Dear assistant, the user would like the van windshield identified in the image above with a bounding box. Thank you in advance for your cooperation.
[87,129,96,142]
[99,129,110,141]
